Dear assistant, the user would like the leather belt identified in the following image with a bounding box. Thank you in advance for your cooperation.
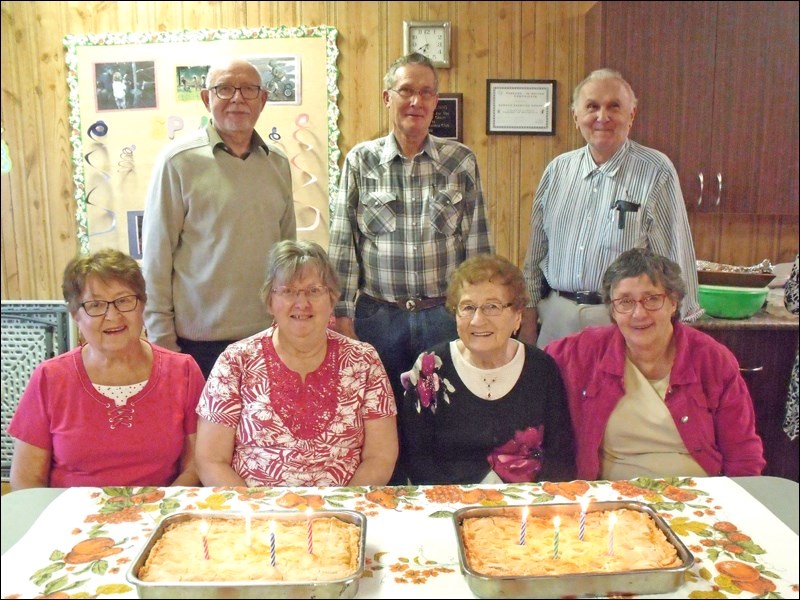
[362,293,447,312]
[554,290,604,305]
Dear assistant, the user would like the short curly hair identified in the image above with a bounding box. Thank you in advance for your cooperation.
[446,254,528,314]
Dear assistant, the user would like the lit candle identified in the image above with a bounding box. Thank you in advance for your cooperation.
[243,504,252,548]
[269,520,277,568]
[578,497,590,542]
[608,512,617,556]
[306,507,314,555]
[553,516,560,560]
[199,520,210,560]
[519,506,529,546]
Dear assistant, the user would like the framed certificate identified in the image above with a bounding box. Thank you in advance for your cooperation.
[486,79,556,135]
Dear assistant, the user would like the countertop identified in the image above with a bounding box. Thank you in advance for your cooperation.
[691,289,799,331]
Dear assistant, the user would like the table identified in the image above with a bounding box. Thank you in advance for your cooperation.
[2,477,798,598]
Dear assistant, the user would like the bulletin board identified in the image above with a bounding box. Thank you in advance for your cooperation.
[64,26,341,256]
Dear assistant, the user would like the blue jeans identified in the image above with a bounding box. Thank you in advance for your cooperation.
[354,294,457,484]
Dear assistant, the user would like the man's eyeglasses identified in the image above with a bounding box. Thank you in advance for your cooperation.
[389,87,438,100]
[272,285,329,301]
[456,302,514,318]
[209,85,263,100]
[610,294,667,314]
[81,295,139,317]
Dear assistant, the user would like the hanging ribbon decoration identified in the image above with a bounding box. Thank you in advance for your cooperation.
[83,120,116,237]
[290,113,318,188]
[117,144,136,179]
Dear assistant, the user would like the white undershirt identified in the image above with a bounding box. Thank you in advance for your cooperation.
[93,381,148,407]
[449,339,525,400]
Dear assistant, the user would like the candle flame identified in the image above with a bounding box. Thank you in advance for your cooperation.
[521,506,529,520]
[199,520,209,535]
[271,520,276,534]
[553,515,561,528]
[579,497,590,512]
[608,512,617,528]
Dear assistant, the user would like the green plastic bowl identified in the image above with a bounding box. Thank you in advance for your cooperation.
[698,284,768,319]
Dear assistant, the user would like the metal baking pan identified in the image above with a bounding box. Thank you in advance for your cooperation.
[453,501,693,599]
[126,510,366,599]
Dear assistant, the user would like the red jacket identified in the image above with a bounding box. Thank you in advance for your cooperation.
[546,322,765,479]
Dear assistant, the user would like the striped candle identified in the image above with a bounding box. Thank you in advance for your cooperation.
[199,520,210,560]
[553,516,560,560]
[269,521,277,567]
[306,507,314,555]
[519,506,529,546]
[578,497,589,542]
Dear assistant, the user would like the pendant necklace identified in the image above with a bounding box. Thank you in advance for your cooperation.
[484,376,498,400]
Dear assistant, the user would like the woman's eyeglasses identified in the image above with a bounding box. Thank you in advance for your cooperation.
[272,285,329,300]
[456,302,514,318]
[81,295,139,317]
[610,294,667,313]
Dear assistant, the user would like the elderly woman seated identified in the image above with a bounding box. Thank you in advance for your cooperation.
[8,248,204,489]
[398,254,575,485]
[195,240,398,487]
[546,247,765,480]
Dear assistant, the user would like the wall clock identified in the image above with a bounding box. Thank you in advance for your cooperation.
[403,21,452,68]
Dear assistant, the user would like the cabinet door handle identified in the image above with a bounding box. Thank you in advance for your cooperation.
[715,172,722,206]
[697,172,704,206]
[739,366,764,373]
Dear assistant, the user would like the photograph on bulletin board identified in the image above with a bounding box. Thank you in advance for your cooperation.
[65,27,341,256]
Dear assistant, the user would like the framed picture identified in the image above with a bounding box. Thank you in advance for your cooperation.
[430,93,463,141]
[486,79,556,135]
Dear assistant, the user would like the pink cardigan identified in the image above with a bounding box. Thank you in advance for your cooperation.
[546,322,765,479]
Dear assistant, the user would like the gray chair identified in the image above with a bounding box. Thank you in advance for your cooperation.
[1,302,72,481]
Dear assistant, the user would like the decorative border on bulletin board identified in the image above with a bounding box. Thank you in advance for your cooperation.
[64,26,340,254]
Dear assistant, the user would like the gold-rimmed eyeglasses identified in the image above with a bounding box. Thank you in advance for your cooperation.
[389,87,438,100]
[272,285,329,301]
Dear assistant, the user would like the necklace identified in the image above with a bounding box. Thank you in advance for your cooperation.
[483,376,498,400]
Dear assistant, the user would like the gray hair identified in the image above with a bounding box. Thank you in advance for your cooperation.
[601,248,685,323]
[572,68,638,111]
[261,240,341,305]
[62,248,146,313]
[383,52,439,91]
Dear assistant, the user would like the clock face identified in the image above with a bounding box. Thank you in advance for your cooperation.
[404,21,451,68]
[410,27,446,63]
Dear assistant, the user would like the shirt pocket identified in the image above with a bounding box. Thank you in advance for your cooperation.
[601,201,644,253]
[429,188,464,236]
[358,191,397,236]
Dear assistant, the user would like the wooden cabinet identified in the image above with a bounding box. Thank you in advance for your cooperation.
[586,1,799,216]
[697,326,799,481]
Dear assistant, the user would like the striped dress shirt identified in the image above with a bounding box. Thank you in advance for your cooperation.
[330,133,493,318]
[523,140,702,320]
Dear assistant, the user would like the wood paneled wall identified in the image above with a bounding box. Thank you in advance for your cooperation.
[0,0,592,300]
[2,1,794,301]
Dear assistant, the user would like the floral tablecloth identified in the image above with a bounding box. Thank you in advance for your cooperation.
[1,477,797,598]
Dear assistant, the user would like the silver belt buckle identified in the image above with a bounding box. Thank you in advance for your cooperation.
[405,297,419,311]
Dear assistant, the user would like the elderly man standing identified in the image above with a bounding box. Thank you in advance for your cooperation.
[519,68,701,348]
[328,53,492,483]
[142,58,296,378]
